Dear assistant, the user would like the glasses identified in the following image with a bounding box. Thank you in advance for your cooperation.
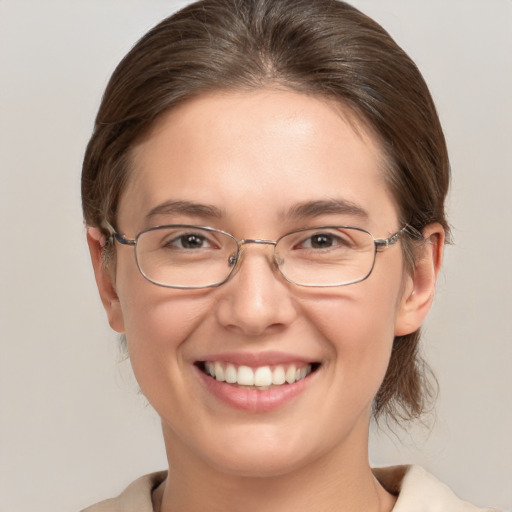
[111,224,408,289]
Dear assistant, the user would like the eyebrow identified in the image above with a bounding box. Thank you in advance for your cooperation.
[285,199,369,221]
[145,200,223,221]
[144,198,368,224]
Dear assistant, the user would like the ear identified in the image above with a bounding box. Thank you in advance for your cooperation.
[86,227,125,333]
[394,223,445,336]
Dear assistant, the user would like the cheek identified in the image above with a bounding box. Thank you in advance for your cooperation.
[307,284,398,349]
[302,283,401,398]
[114,257,210,385]
[118,290,217,426]
[115,250,205,342]
[122,292,209,358]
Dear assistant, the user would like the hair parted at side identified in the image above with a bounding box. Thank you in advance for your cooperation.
[82,0,450,425]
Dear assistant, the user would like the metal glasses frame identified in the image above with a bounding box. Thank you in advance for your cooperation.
[111,224,410,289]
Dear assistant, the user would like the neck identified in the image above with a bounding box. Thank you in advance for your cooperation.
[155,423,396,512]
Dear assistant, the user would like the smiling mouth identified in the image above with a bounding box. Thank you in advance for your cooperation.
[197,361,321,389]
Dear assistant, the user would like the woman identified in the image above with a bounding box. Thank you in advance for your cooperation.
[81,0,497,510]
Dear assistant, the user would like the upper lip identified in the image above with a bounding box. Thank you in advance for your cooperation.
[195,351,319,367]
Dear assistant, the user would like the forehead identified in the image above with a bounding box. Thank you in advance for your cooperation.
[119,89,396,234]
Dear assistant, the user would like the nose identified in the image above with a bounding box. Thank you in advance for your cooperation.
[214,241,297,336]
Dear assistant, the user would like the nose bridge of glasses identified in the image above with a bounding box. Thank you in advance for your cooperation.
[238,238,277,248]
[235,238,281,267]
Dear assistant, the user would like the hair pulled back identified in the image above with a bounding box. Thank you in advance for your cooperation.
[82,0,450,425]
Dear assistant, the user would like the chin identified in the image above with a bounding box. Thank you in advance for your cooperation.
[188,423,323,478]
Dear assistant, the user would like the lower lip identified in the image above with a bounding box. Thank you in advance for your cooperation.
[195,366,315,413]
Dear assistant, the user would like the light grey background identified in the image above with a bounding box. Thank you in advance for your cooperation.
[0,1,510,511]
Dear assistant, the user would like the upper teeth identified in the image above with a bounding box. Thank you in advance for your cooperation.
[204,362,313,387]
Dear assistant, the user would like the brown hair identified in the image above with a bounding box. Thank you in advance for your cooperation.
[82,0,450,424]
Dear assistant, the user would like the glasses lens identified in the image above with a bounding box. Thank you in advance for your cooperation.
[135,226,238,288]
[276,227,375,286]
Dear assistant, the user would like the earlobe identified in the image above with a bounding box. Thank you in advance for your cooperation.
[86,227,125,333]
[394,223,445,336]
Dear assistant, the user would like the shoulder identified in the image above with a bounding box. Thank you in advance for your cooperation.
[81,466,501,512]
[373,465,501,512]
[81,471,167,512]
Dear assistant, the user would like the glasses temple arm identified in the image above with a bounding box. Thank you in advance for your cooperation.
[374,224,418,248]
[111,232,136,246]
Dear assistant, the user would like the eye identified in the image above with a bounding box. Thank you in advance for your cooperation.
[297,232,350,250]
[164,231,218,250]
[305,233,336,249]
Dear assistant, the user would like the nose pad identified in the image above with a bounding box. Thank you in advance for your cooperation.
[274,253,284,267]
[226,240,279,280]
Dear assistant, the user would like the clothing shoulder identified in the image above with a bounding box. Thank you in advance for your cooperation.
[81,466,501,512]
[81,471,166,512]
[374,465,501,512]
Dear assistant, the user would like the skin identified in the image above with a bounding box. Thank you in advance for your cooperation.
[88,89,443,512]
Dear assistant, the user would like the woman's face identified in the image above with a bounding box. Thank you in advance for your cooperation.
[98,90,428,477]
